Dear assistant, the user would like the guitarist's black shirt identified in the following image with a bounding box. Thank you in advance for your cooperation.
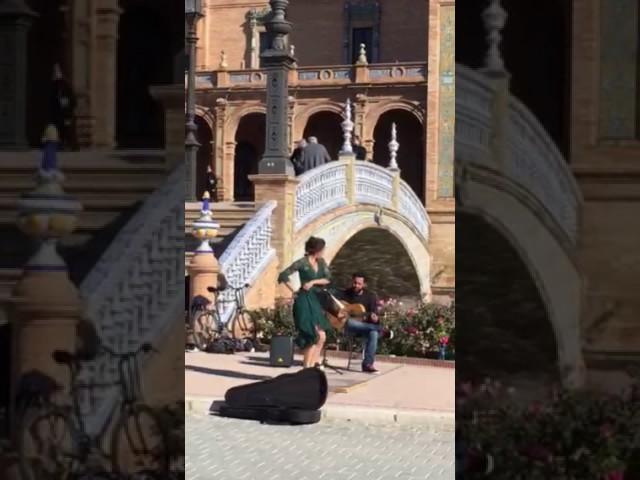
[339,288,379,321]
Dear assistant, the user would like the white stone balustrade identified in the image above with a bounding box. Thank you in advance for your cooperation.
[80,163,184,428]
[456,63,581,245]
[295,162,349,231]
[354,161,394,209]
[294,159,430,242]
[217,201,277,325]
[506,97,580,241]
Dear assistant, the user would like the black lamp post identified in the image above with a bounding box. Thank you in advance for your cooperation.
[258,0,296,175]
[185,0,204,200]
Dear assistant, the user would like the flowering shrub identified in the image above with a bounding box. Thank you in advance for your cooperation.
[457,378,640,479]
[373,299,455,358]
[248,297,455,358]
[248,300,296,342]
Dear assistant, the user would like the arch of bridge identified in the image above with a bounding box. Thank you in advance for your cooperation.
[291,205,432,301]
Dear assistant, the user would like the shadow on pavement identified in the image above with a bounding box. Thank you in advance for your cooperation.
[185,365,272,381]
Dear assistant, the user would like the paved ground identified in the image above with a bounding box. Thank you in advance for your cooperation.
[185,351,454,413]
[186,414,454,480]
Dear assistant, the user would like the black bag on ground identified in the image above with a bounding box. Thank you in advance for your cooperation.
[218,367,328,424]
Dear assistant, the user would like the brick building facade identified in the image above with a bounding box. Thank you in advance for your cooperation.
[192,0,455,293]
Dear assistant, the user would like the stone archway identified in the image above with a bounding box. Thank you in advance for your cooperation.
[456,211,558,384]
[330,228,421,302]
[292,207,431,300]
[373,109,425,202]
[117,1,176,148]
[195,116,213,200]
[234,112,265,201]
[458,164,585,387]
[302,111,343,160]
[25,0,65,147]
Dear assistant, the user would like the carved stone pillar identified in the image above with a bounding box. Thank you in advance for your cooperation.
[213,98,228,201]
[0,0,37,149]
[71,0,95,147]
[355,94,371,160]
[222,141,236,201]
[93,0,121,148]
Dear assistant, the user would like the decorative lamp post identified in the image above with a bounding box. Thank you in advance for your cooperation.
[339,99,354,157]
[388,123,400,171]
[189,191,220,309]
[257,0,297,175]
[482,0,507,73]
[11,125,83,408]
[185,0,204,200]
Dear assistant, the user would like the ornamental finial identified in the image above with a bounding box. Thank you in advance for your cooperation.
[388,123,399,171]
[482,0,508,73]
[356,43,368,65]
[340,99,354,156]
[219,50,228,70]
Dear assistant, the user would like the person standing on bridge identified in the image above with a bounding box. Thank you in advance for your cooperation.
[278,236,333,369]
[352,135,367,161]
[298,136,332,173]
[290,138,307,176]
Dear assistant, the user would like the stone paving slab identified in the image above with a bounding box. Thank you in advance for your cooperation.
[185,351,402,398]
[185,351,454,428]
[185,414,455,480]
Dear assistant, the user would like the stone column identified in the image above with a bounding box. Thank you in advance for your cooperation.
[93,0,121,148]
[189,192,220,307]
[354,94,368,144]
[257,0,296,175]
[250,175,298,282]
[150,84,185,170]
[0,0,37,149]
[213,98,229,201]
[10,126,83,421]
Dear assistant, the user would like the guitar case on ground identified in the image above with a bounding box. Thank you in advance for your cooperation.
[217,367,327,425]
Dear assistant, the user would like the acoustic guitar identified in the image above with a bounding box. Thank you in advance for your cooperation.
[323,293,367,330]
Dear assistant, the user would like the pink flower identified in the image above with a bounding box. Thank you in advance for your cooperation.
[604,471,624,480]
[528,402,543,415]
[377,299,386,307]
[440,336,449,346]
[407,309,416,318]
[600,423,614,439]
[459,382,473,396]
[522,445,553,463]
[405,326,418,335]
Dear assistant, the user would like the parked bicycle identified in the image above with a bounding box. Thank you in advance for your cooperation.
[188,278,253,352]
[16,343,169,480]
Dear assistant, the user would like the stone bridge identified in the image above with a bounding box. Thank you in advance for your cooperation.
[456,63,585,386]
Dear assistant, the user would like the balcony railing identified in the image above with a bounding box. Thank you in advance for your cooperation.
[195,62,427,90]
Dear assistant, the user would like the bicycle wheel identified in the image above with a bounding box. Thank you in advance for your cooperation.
[189,308,216,351]
[229,310,254,340]
[17,405,78,480]
[110,404,169,476]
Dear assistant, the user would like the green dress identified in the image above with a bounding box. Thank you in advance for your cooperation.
[277,256,333,349]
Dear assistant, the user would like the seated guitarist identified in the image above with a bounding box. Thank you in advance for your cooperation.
[338,273,394,374]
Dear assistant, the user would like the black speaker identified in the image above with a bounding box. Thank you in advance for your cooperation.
[269,335,294,367]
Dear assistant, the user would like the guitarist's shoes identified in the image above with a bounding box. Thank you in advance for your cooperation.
[362,364,380,374]
[382,328,394,340]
